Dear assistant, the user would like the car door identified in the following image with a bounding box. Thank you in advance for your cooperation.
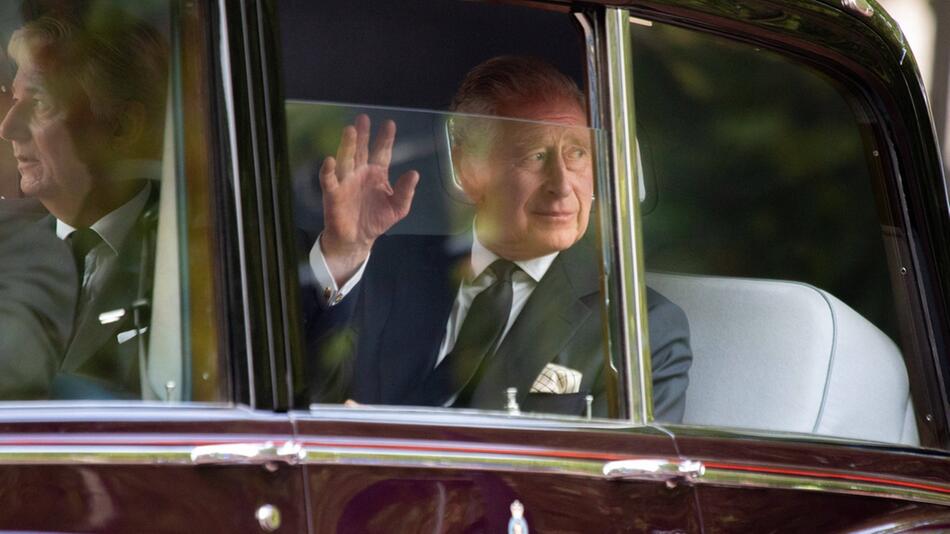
[0,0,308,531]
[263,0,701,532]
[621,0,950,530]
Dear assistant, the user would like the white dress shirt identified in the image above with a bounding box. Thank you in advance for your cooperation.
[56,183,151,301]
[309,231,559,368]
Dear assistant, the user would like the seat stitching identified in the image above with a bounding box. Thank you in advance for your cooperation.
[812,289,838,434]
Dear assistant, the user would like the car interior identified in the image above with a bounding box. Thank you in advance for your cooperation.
[3,0,914,444]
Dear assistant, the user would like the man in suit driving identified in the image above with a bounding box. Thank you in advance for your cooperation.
[0,12,167,398]
[302,56,692,420]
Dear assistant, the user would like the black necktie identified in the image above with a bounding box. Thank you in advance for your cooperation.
[67,227,101,286]
[424,259,519,406]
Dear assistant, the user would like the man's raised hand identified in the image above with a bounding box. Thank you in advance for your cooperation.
[318,114,419,285]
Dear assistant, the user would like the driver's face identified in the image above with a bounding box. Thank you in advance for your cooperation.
[0,61,96,202]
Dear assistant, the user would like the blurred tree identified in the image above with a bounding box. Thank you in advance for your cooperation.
[634,21,899,338]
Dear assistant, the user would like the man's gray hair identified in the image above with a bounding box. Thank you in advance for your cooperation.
[8,12,168,140]
[449,55,585,153]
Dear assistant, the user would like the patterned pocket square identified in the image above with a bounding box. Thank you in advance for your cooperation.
[530,363,582,394]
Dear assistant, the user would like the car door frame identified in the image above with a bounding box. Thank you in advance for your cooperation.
[602,0,950,529]
[255,0,707,531]
[0,0,310,531]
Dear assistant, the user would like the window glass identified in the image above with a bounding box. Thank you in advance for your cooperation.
[0,0,226,402]
[279,0,694,421]
[633,19,918,444]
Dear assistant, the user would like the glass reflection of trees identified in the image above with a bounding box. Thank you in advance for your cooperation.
[634,22,898,337]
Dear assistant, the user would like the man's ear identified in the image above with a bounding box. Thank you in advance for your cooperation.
[111,100,147,149]
[452,148,484,204]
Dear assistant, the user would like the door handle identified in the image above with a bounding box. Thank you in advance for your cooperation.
[190,441,304,465]
[602,458,704,483]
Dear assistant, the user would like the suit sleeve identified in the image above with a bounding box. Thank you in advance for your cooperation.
[646,287,693,423]
[299,253,362,405]
[0,210,77,399]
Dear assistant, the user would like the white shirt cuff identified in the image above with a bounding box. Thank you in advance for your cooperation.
[309,232,369,306]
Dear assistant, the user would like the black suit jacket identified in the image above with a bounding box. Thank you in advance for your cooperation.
[51,188,159,399]
[300,233,692,421]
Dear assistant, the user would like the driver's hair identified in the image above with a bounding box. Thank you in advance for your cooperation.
[7,12,168,147]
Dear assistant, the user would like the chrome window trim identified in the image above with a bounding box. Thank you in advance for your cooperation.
[218,0,256,406]
[300,404,661,432]
[604,7,652,424]
[296,442,608,478]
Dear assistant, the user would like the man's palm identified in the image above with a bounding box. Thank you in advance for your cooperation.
[318,114,419,279]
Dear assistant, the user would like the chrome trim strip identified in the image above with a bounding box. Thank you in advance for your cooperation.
[604,8,651,424]
[0,436,946,508]
[841,0,874,18]
[302,404,642,431]
[298,445,607,478]
[698,466,950,507]
[0,446,195,465]
[574,12,601,129]
[218,0,256,406]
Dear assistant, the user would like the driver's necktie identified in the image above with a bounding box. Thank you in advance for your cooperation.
[67,227,101,288]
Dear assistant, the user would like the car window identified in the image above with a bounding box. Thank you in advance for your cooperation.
[0,0,226,403]
[632,18,921,445]
[278,0,694,421]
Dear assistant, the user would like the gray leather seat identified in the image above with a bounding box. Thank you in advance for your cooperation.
[646,272,918,445]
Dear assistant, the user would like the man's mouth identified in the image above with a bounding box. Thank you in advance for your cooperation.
[533,209,575,221]
[15,155,39,168]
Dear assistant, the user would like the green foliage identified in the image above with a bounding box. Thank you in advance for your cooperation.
[634,22,897,335]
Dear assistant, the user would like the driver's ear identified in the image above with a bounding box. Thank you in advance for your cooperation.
[453,148,484,204]
[111,100,147,149]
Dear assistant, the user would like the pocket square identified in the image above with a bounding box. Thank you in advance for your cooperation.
[530,363,582,394]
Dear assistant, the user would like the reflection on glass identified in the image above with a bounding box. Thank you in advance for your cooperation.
[0,3,173,400]
[632,21,918,446]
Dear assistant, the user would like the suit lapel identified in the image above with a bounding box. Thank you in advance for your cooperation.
[60,189,157,380]
[465,238,600,409]
[61,230,139,372]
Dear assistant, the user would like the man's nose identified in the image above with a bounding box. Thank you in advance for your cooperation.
[544,155,573,197]
[0,102,29,142]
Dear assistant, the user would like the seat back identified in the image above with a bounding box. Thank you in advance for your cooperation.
[646,272,918,445]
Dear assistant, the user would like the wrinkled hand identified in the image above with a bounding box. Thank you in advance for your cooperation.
[319,114,419,284]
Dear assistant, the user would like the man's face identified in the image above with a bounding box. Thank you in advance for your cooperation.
[0,61,96,202]
[460,97,594,261]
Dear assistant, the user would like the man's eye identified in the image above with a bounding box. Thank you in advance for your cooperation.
[518,151,545,166]
[566,146,589,159]
[33,97,51,114]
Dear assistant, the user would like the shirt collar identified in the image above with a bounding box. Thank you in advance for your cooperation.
[56,182,151,255]
[470,229,558,283]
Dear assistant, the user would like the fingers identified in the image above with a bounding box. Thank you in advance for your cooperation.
[354,114,370,166]
[335,125,357,179]
[319,157,338,193]
[370,119,397,168]
[391,170,420,217]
